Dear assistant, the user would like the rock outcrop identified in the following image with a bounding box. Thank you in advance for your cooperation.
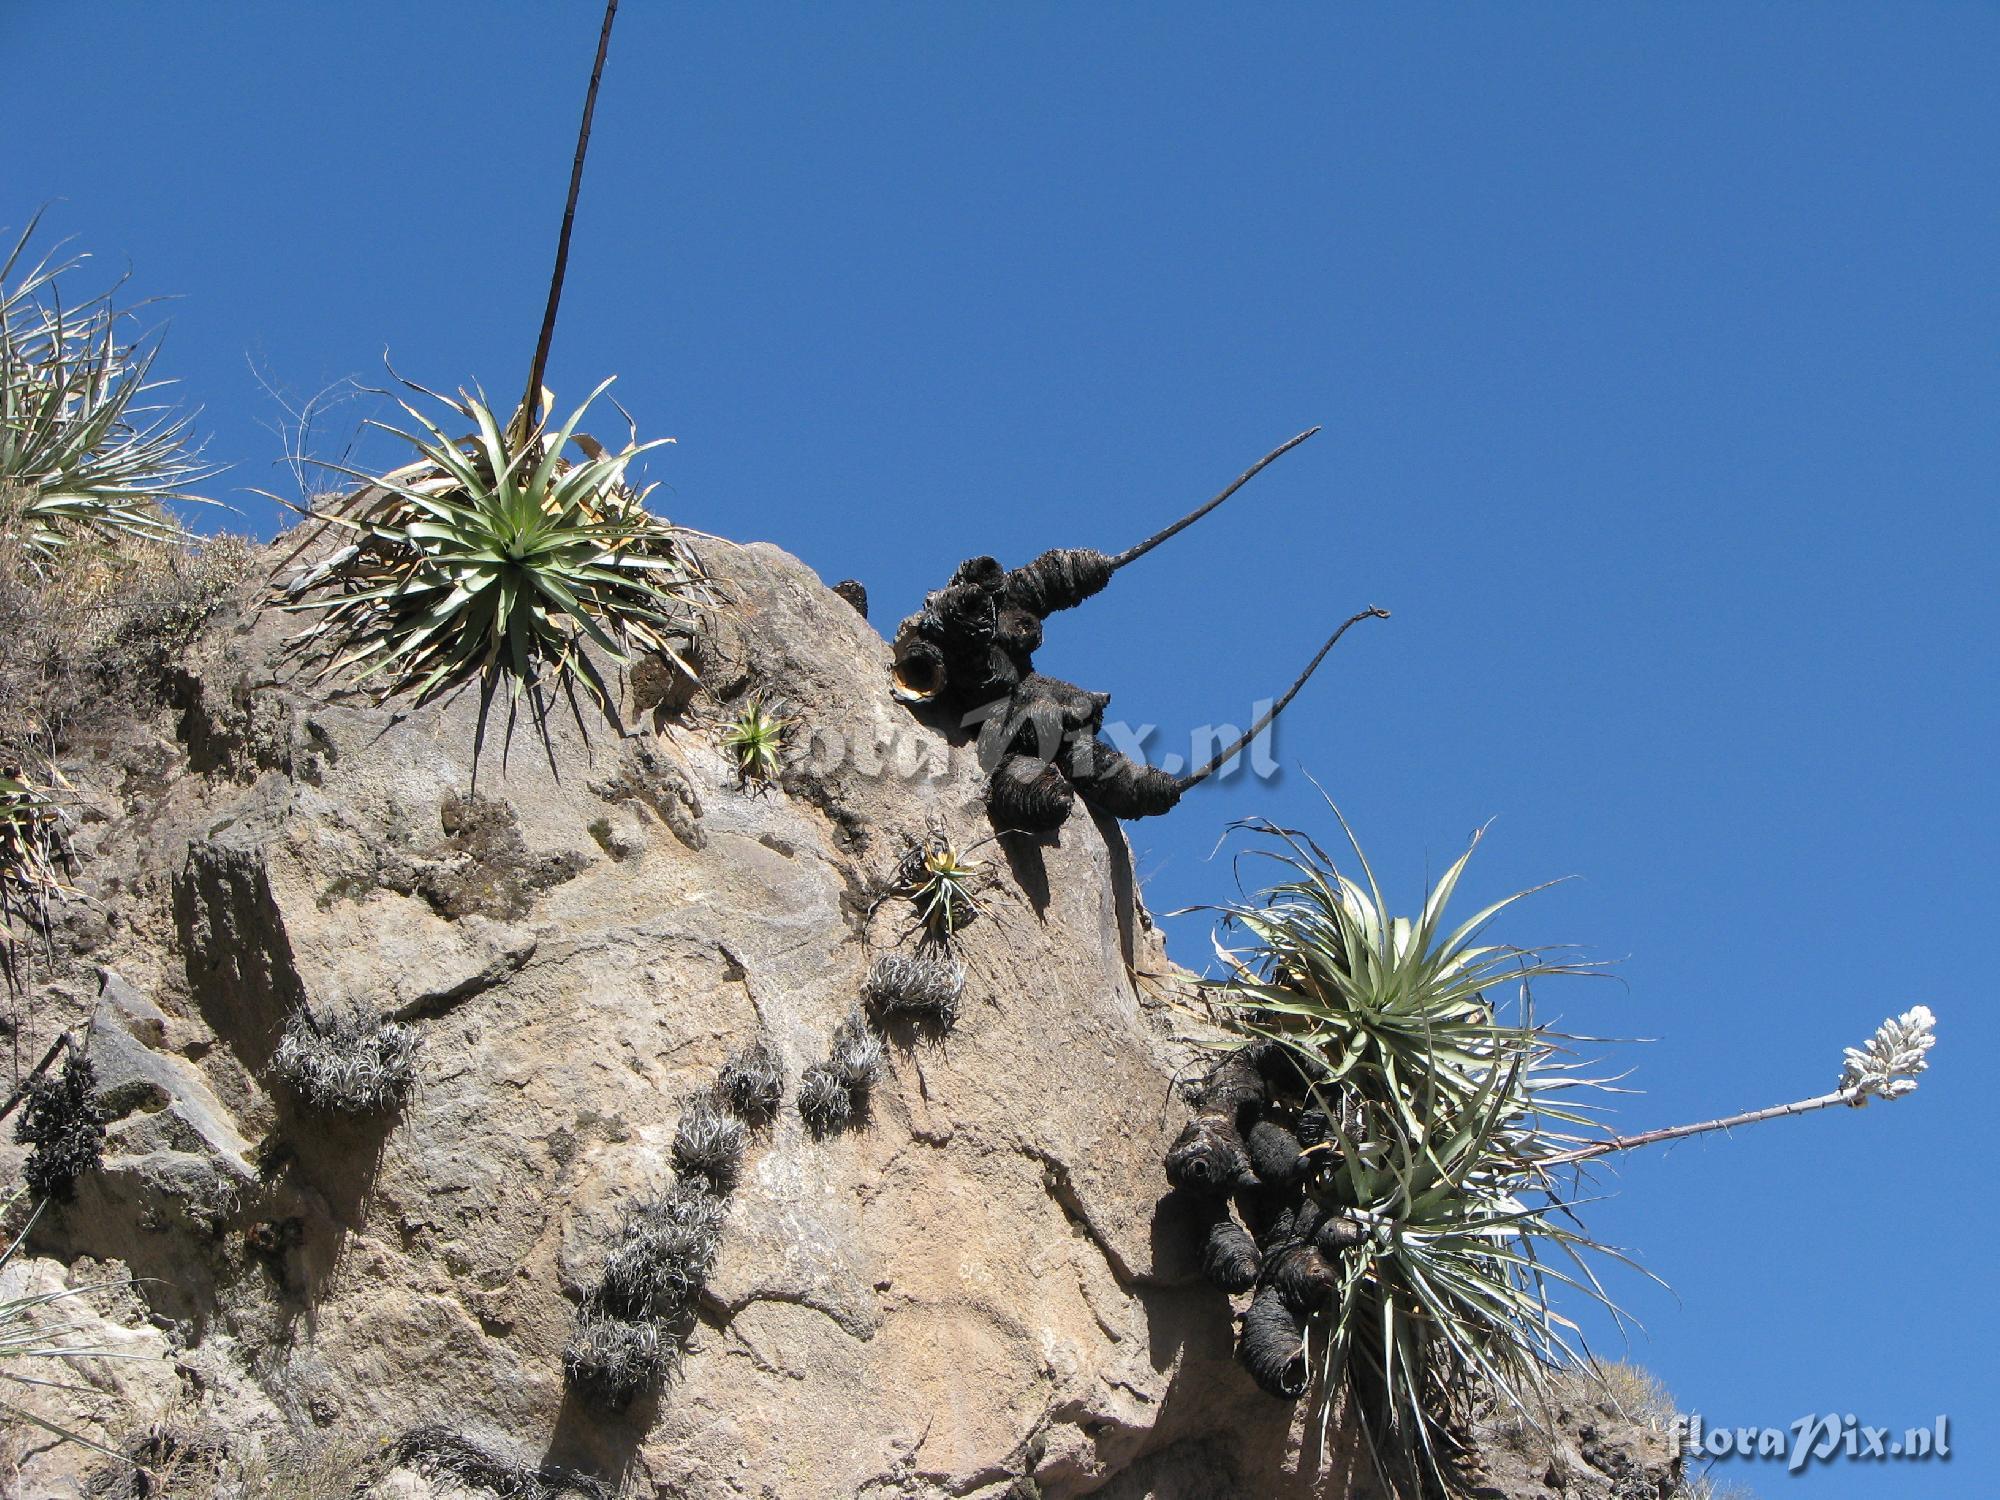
[2,533,1386,1498]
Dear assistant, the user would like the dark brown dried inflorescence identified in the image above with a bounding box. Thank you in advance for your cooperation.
[1161,1039,1374,1402]
[14,1051,105,1203]
[1239,1284,1310,1399]
[889,431,1388,835]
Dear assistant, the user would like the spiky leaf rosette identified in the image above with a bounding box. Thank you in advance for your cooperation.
[889,825,986,944]
[270,1009,418,1116]
[0,214,213,566]
[1199,806,1637,1495]
[281,378,707,740]
[721,698,786,785]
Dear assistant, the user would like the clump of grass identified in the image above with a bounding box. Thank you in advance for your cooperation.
[716,1039,783,1123]
[720,698,785,786]
[0,1184,141,1462]
[670,1095,746,1190]
[13,1051,105,1203]
[0,767,71,999]
[796,1065,853,1138]
[0,211,213,570]
[863,952,966,1028]
[562,1307,666,1409]
[392,1425,610,1500]
[269,1009,418,1116]
[279,378,707,761]
[595,1183,725,1322]
[0,530,254,758]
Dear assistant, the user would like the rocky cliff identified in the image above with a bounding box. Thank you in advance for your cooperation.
[0,531,1679,1500]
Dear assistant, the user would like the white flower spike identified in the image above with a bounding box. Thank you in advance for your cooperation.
[1838,1005,1937,1106]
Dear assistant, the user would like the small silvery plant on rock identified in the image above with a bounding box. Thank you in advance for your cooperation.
[863,952,966,1029]
[716,1039,783,1123]
[670,1094,747,1190]
[270,1009,418,1116]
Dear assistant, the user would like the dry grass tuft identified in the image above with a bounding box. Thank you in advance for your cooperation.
[0,528,253,758]
[269,1009,417,1116]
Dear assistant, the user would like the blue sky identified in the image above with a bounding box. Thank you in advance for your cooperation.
[8,3,1995,1492]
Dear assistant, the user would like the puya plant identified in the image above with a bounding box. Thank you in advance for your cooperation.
[279,375,707,759]
[0,211,212,568]
[279,0,703,766]
[1169,804,1938,1498]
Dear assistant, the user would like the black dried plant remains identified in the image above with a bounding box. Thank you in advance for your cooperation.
[888,430,1388,835]
[394,1424,611,1500]
[14,1050,105,1202]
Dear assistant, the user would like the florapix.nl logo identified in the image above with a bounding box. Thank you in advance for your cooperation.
[1675,1413,1950,1474]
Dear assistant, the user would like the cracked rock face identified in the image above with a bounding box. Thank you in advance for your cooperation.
[5,536,1381,1499]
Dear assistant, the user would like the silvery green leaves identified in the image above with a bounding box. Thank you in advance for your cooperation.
[270,1009,419,1116]
[280,378,707,754]
[0,212,213,566]
[1839,1004,1937,1105]
[1197,806,1630,1493]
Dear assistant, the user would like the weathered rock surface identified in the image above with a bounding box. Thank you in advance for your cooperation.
[2,534,1386,1498]
[1,532,1683,1500]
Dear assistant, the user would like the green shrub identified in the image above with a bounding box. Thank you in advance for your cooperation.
[720,698,785,785]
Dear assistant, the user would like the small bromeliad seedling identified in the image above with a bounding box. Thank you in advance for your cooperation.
[720,698,786,786]
[280,378,707,757]
[884,822,988,946]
